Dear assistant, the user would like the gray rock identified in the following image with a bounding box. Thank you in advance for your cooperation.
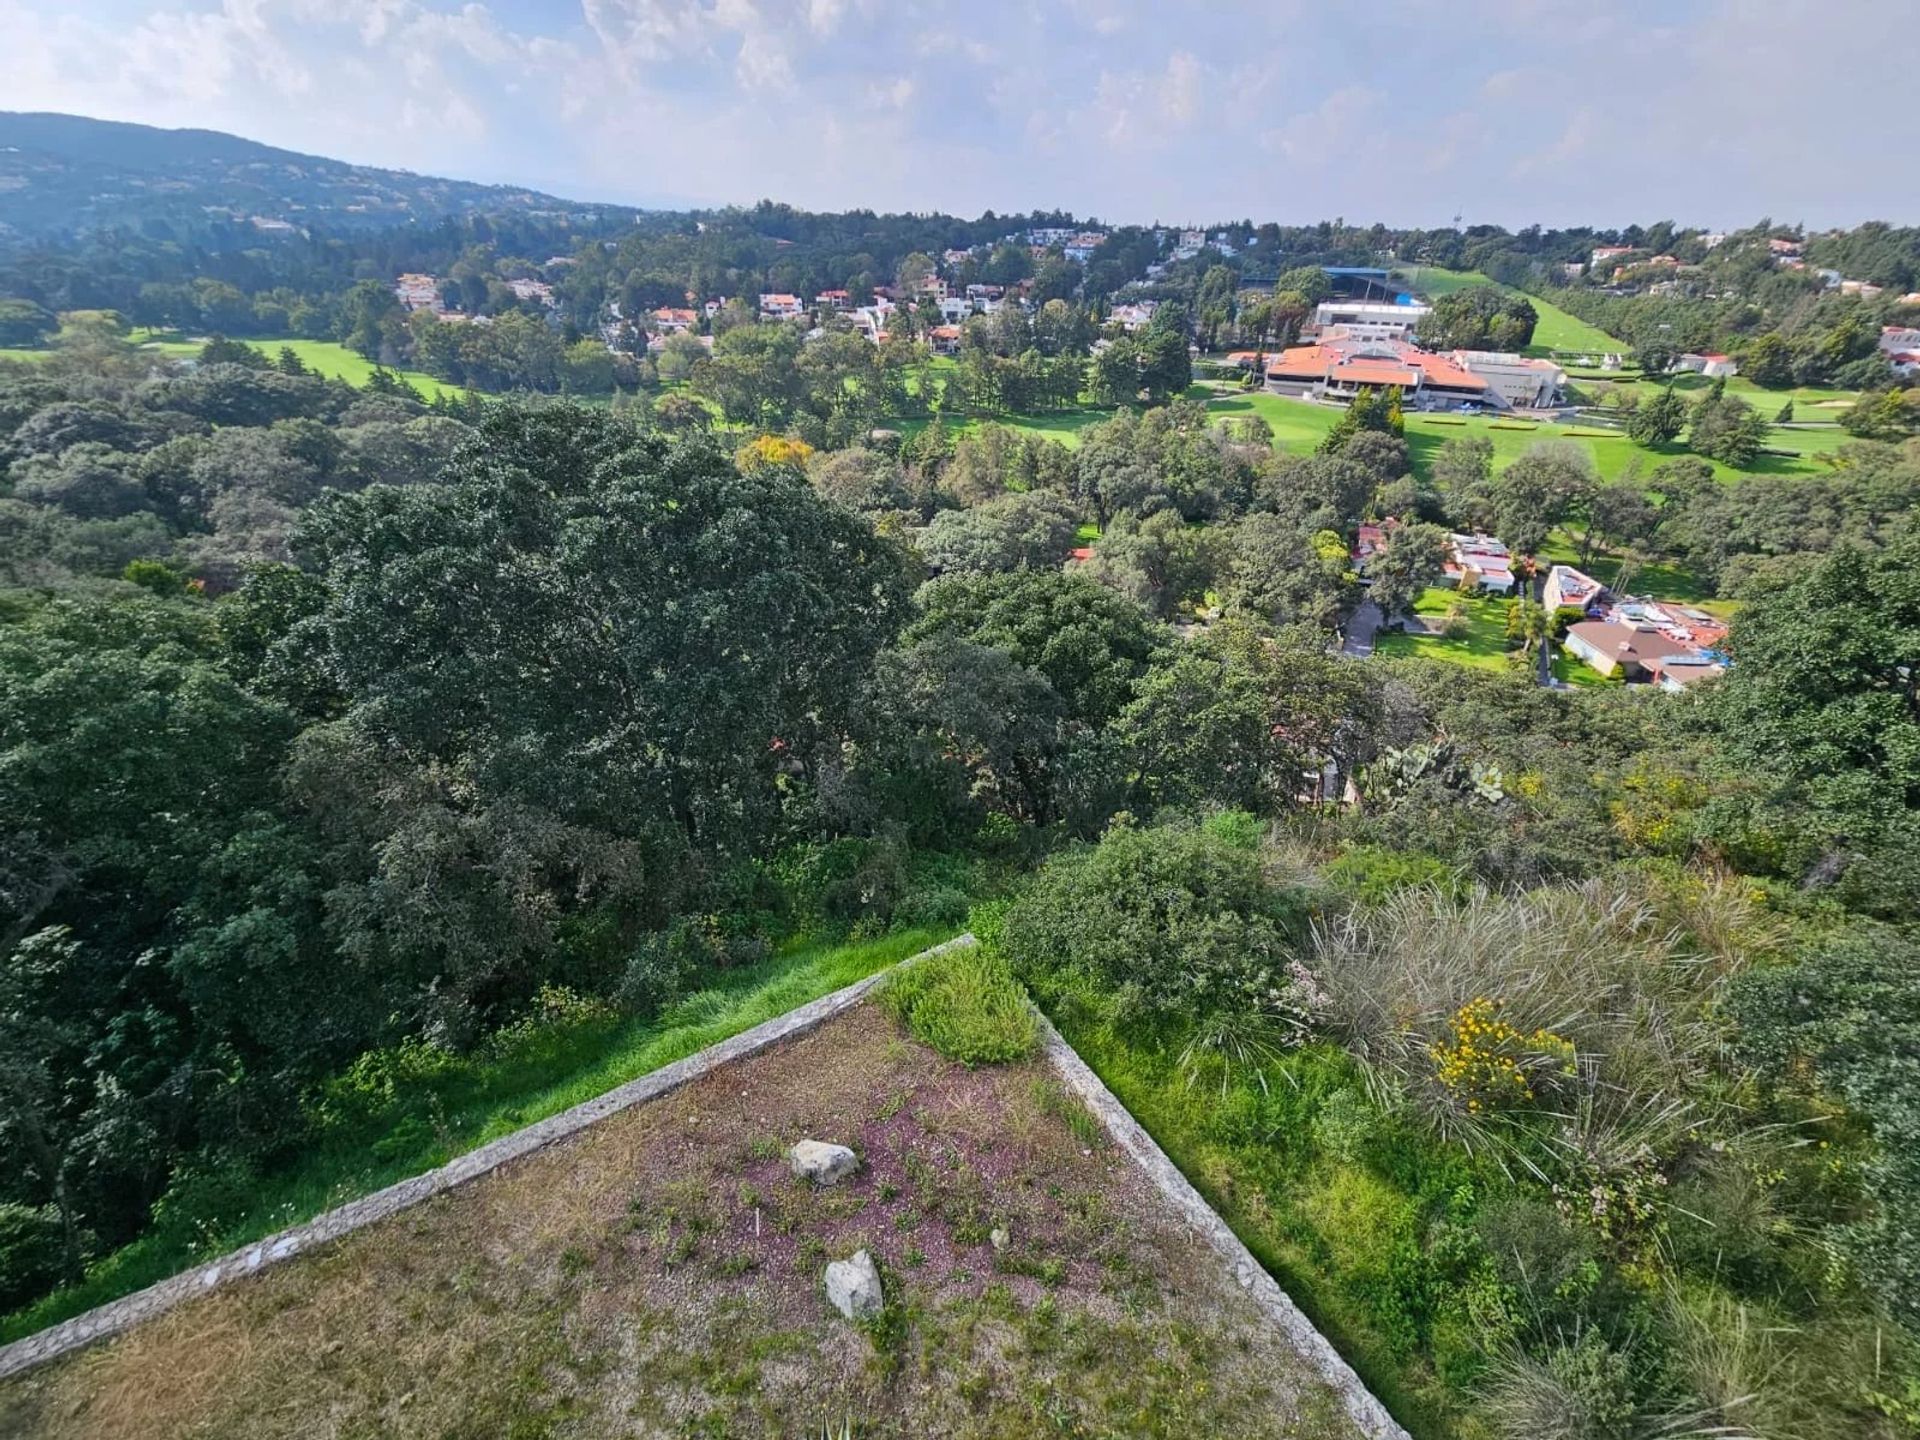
[824,1249,883,1320]
[989,1226,1010,1251]
[788,1139,859,1186]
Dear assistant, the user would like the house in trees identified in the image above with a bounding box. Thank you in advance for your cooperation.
[928,324,964,356]
[650,307,697,333]
[1542,564,1605,614]
[759,293,805,318]
[394,273,443,312]
[1675,352,1738,379]
[816,289,852,310]
[1444,533,1517,594]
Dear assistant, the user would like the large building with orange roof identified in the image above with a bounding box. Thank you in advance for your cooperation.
[1255,329,1563,411]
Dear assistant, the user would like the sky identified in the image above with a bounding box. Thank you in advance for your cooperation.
[3,0,1918,230]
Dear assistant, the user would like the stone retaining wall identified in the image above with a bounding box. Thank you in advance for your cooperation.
[1035,1008,1412,1440]
[0,933,979,1383]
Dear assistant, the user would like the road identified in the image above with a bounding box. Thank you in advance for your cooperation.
[1341,598,1383,658]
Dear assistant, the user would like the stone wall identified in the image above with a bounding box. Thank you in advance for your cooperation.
[1035,1008,1412,1440]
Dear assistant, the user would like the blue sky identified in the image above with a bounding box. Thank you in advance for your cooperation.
[4,0,1916,228]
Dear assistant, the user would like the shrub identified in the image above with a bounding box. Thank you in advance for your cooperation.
[618,916,767,1016]
[1483,1331,1641,1440]
[882,943,1035,1066]
[1309,882,1729,1167]
[1321,846,1460,905]
[0,1204,68,1310]
[1001,819,1310,1022]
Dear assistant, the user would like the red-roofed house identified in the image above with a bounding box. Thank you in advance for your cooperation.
[758,293,804,318]
[1564,620,1701,680]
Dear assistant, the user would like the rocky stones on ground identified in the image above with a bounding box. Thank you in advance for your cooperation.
[989,1226,1010,1251]
[788,1139,858,1186]
[824,1249,883,1320]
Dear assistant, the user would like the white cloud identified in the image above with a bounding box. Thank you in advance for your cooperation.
[0,0,1916,224]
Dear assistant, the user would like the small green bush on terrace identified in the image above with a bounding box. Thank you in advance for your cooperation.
[883,941,1036,1066]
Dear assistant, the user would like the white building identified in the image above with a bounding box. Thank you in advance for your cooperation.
[393,273,443,313]
[1676,352,1739,379]
[506,278,556,307]
[758,293,805,318]
[1446,533,1517,593]
[1311,300,1430,342]
[1451,351,1567,409]
[1878,326,1920,355]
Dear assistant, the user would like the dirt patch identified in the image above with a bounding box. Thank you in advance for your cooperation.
[0,1004,1356,1439]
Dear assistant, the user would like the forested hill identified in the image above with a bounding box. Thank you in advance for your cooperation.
[0,112,629,245]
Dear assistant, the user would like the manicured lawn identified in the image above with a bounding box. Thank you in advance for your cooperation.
[1396,267,1626,358]
[1195,385,1837,485]
[1666,371,1862,413]
[1552,648,1617,687]
[1,331,472,400]
[901,407,1115,450]
[0,927,956,1346]
[238,338,470,401]
[1372,587,1518,673]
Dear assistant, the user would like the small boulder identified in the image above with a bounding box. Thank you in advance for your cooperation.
[788,1139,859,1186]
[989,1226,1010,1252]
[824,1249,883,1320]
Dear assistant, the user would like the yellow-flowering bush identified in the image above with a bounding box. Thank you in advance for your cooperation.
[1429,997,1577,1114]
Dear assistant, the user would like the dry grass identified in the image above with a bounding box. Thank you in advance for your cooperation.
[0,1004,1355,1440]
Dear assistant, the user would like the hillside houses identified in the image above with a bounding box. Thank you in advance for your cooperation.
[1445,533,1516,593]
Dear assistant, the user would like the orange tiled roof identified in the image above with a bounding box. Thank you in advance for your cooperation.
[1328,359,1420,388]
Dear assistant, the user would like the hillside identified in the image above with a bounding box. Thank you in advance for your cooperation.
[0,112,629,244]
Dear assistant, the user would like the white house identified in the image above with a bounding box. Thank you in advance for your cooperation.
[758,293,805,318]
[1676,352,1739,379]
[1445,533,1517,593]
[1312,300,1430,342]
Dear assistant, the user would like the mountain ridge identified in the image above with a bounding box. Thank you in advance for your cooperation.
[0,111,633,243]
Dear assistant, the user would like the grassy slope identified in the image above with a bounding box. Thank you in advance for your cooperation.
[2,332,472,400]
[0,927,953,1345]
[240,338,470,401]
[1040,1007,1464,1438]
[1399,266,1626,357]
[1372,588,1516,672]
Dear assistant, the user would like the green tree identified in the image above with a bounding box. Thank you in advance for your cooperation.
[1625,386,1689,447]
[1368,521,1450,621]
[299,406,914,850]
[1687,388,1769,467]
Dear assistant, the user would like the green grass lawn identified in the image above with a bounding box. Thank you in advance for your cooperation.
[1194,385,1838,485]
[1396,267,1626,358]
[2,331,473,401]
[1372,587,1519,672]
[1552,647,1618,687]
[239,338,471,401]
[0,926,955,1345]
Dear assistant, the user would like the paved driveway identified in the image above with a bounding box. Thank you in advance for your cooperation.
[1342,598,1383,657]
